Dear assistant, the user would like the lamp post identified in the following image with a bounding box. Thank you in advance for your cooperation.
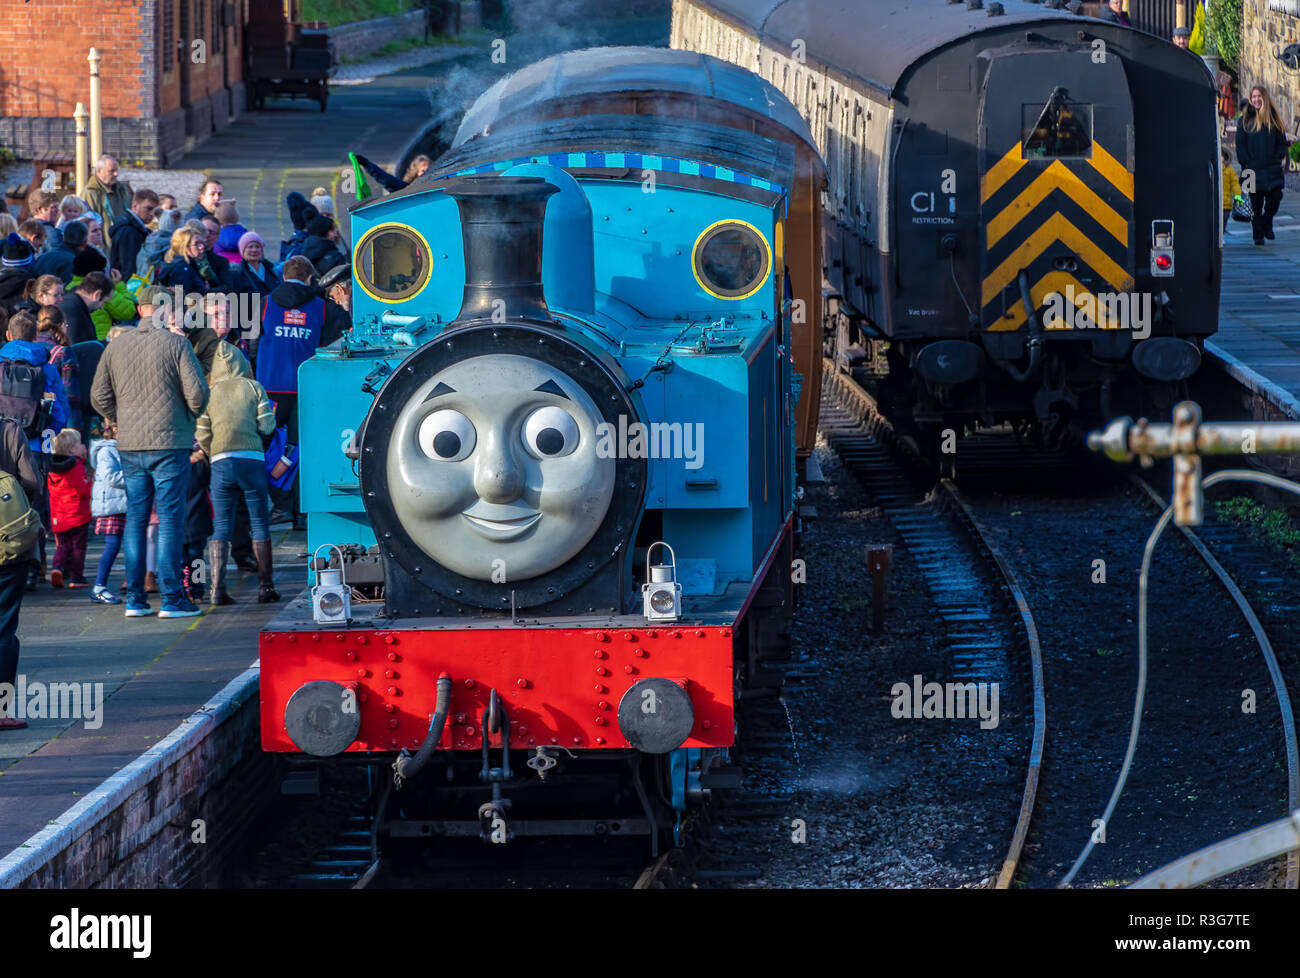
[87,48,103,168]
[74,102,89,197]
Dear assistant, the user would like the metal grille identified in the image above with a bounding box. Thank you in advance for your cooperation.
[1127,0,1179,39]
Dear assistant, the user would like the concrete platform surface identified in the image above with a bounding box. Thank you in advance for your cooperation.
[1211,193,1300,419]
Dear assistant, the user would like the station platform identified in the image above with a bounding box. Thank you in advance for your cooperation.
[1209,189,1300,420]
[0,530,304,859]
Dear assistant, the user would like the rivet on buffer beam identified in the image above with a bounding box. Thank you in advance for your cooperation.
[1087,401,1300,525]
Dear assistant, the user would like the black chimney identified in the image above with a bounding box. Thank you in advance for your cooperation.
[442,174,558,324]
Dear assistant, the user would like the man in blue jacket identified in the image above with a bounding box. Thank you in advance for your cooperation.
[254,256,346,529]
[1,311,71,589]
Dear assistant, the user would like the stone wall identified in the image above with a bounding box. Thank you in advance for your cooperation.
[330,9,428,62]
[1241,0,1300,137]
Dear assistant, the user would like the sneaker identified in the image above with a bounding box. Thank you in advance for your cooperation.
[0,717,28,731]
[91,586,121,605]
[159,598,202,619]
[50,569,64,588]
[124,599,154,617]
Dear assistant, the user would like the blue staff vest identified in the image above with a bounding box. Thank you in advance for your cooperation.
[257,295,325,393]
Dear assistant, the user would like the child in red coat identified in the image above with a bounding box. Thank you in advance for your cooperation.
[47,428,93,588]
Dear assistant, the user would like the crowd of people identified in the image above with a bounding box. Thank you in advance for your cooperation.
[0,157,356,731]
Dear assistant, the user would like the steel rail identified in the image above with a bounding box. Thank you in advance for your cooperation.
[1130,471,1300,889]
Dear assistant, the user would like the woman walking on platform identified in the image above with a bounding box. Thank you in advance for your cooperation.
[1236,85,1289,245]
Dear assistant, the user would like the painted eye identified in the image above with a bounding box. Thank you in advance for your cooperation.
[523,406,579,459]
[418,409,475,461]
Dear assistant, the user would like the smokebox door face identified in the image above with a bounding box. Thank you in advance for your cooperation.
[386,353,615,581]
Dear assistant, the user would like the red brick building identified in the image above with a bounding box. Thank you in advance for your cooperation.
[0,0,250,166]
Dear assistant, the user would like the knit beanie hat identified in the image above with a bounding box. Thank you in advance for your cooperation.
[311,193,335,216]
[307,215,334,238]
[286,191,310,231]
[2,233,33,268]
[73,248,108,276]
[238,230,265,254]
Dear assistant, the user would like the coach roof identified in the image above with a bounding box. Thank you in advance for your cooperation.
[452,45,818,152]
[694,0,1089,96]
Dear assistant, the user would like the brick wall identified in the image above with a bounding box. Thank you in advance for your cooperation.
[4,675,279,889]
[0,0,248,166]
[1241,0,1300,137]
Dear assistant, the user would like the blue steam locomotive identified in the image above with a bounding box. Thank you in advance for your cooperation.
[259,47,820,848]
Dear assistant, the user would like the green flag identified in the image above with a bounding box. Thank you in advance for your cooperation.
[349,152,372,203]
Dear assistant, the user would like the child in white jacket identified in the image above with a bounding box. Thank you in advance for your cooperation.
[89,421,127,604]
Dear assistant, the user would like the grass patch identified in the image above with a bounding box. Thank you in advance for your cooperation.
[1215,496,1300,569]
[301,0,415,27]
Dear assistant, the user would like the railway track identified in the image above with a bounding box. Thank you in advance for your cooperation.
[1116,471,1300,889]
[820,362,1046,889]
[821,360,1299,889]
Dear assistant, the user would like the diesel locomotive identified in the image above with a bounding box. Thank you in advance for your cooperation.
[673,0,1222,443]
[258,47,821,849]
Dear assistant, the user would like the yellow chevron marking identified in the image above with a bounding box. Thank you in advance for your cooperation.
[981,143,1026,204]
[987,271,1130,332]
[985,160,1128,250]
[981,213,1134,308]
[1089,142,1134,201]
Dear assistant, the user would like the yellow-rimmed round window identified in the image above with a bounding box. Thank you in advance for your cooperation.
[355,223,431,302]
[692,220,772,300]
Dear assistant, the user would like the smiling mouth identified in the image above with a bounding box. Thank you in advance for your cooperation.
[461,501,542,541]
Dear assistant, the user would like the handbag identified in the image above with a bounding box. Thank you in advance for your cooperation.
[264,425,300,491]
[1232,194,1253,223]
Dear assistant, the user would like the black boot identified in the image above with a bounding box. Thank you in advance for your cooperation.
[208,540,235,606]
[253,539,280,603]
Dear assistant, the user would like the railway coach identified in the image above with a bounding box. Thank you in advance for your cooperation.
[673,0,1222,445]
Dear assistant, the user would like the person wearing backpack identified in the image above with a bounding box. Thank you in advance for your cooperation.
[0,417,43,730]
[1,311,71,589]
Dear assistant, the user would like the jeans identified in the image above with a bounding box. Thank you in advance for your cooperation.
[1250,187,1283,240]
[211,457,271,541]
[95,533,121,588]
[0,562,26,689]
[121,449,190,605]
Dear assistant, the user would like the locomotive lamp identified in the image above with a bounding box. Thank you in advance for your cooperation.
[642,542,682,622]
[311,545,352,625]
[1150,221,1175,277]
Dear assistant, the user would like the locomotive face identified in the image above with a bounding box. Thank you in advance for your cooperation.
[387,353,616,581]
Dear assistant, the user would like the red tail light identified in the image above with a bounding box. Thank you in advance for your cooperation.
[1154,253,1172,271]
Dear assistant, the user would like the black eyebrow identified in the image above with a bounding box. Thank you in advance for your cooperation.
[533,380,569,400]
[423,382,457,402]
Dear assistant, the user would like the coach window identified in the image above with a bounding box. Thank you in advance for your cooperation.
[1023,87,1092,159]
[692,220,773,301]
[355,223,432,302]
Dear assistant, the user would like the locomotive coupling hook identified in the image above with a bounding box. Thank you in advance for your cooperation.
[392,673,453,788]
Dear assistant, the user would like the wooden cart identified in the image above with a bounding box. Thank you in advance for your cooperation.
[246,0,336,112]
